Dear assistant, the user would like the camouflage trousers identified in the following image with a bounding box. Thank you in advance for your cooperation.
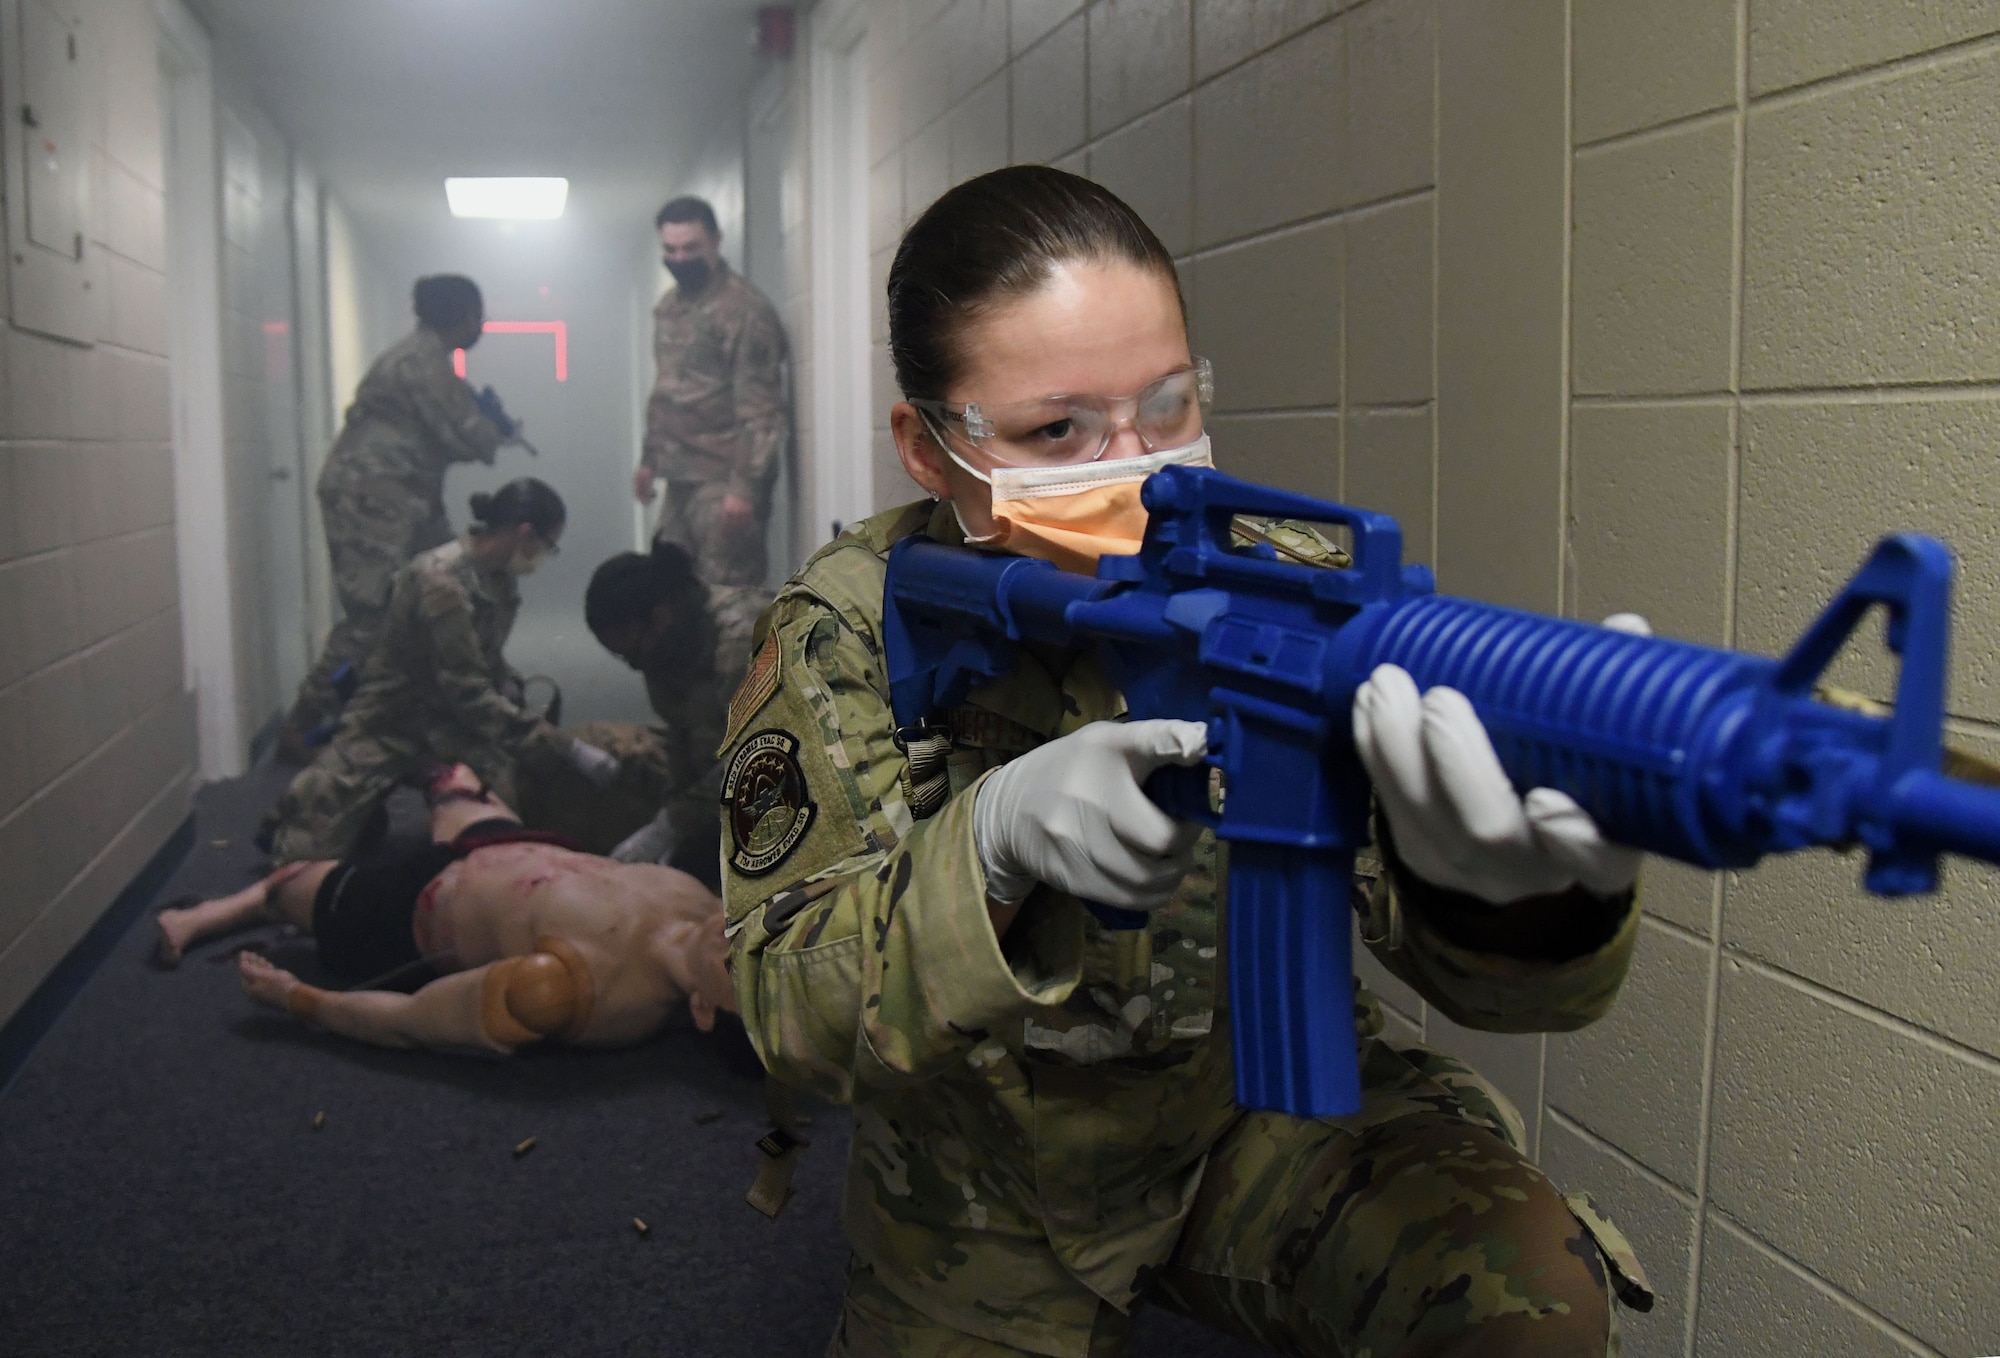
[656,478,768,587]
[270,720,521,864]
[508,719,723,885]
[831,1041,1632,1358]
[511,720,674,856]
[286,483,454,732]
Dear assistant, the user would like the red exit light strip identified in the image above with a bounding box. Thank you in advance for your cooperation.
[454,320,568,382]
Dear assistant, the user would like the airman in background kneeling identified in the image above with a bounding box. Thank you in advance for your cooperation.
[579,539,773,889]
[269,479,621,865]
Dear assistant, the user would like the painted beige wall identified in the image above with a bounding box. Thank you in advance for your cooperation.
[744,61,815,582]
[323,196,372,429]
[318,188,403,634]
[847,2,1999,1354]
[322,196,403,439]
[0,0,197,1025]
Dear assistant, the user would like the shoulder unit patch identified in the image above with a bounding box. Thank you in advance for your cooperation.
[723,729,817,877]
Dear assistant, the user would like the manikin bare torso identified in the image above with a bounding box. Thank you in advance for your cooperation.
[417,843,724,1047]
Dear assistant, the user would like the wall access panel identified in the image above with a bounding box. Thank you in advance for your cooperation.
[2,0,104,344]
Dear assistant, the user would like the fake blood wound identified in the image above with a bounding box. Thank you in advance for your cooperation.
[723,729,816,877]
[412,877,447,957]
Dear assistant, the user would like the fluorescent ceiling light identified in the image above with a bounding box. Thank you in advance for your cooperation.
[445,177,568,220]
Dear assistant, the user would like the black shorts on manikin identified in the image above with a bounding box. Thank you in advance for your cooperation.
[309,835,459,982]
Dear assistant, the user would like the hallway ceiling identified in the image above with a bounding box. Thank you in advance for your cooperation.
[185,0,771,267]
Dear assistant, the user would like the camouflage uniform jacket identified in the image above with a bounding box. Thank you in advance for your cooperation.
[642,582,774,806]
[721,501,1641,1357]
[643,263,790,502]
[343,538,567,764]
[318,328,502,507]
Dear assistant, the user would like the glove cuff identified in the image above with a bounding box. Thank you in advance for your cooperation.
[971,766,1034,905]
[981,866,1035,907]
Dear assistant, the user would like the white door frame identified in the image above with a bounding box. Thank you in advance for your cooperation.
[288,159,335,647]
[808,0,872,540]
[156,0,242,778]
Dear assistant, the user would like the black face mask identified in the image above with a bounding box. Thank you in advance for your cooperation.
[664,257,712,293]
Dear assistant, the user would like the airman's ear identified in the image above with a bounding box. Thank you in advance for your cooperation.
[688,990,719,1033]
[892,403,951,500]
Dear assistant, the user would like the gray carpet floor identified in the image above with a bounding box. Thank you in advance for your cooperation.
[0,765,1261,1357]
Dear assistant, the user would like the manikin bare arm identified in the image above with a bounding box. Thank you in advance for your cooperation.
[241,953,513,1055]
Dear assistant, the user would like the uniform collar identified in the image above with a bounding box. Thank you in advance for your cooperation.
[457,534,518,601]
[924,498,965,545]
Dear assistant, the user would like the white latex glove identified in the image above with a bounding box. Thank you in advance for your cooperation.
[974,718,1209,910]
[610,807,676,864]
[1352,613,1651,905]
[567,738,620,790]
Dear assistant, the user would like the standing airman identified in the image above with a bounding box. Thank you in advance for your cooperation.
[633,196,790,589]
[281,274,518,756]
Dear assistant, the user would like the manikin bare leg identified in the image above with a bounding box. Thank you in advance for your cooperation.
[154,861,332,967]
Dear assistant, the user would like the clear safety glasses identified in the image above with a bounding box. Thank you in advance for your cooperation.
[913,357,1213,468]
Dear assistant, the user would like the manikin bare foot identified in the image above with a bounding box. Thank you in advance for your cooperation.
[152,894,206,969]
[238,951,304,1012]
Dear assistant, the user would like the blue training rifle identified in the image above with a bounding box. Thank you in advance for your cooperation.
[881,465,2000,1120]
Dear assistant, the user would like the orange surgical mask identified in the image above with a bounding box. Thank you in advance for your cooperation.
[947,435,1213,574]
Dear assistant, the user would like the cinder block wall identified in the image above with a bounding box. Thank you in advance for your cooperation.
[0,0,197,1026]
[855,2,2000,1354]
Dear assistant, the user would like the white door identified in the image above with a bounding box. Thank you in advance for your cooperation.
[159,0,243,778]
[253,131,310,707]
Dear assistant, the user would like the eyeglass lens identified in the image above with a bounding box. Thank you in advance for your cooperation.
[981,367,1206,465]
